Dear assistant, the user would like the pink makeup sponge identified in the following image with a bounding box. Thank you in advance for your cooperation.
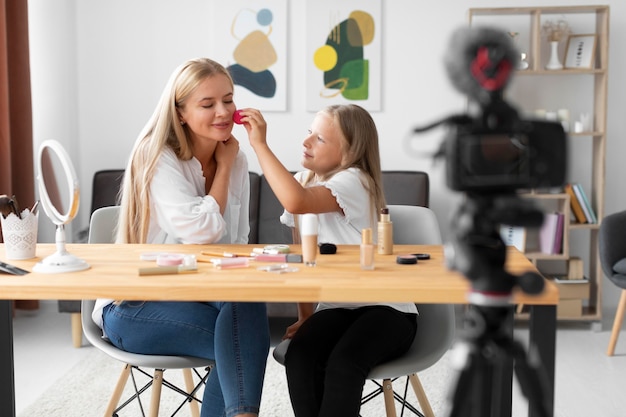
[233,110,244,125]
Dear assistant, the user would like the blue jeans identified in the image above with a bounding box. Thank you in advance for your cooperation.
[102,301,270,417]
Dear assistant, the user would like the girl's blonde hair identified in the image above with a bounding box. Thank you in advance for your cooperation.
[116,58,234,243]
[303,104,387,218]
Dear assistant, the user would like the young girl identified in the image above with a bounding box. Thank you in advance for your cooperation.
[241,104,418,416]
[92,58,269,417]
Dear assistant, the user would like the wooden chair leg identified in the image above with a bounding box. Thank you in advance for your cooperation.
[148,369,164,417]
[607,289,626,356]
[71,312,83,348]
[409,373,435,417]
[382,378,398,417]
[104,364,131,417]
[183,368,201,417]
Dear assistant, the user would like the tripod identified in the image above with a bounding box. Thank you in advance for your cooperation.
[443,195,553,417]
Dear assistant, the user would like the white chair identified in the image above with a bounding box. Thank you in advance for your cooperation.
[82,206,214,417]
[273,205,455,417]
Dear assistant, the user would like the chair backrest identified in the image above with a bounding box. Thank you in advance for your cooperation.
[599,209,626,279]
[88,206,120,244]
[388,205,442,245]
[91,169,124,213]
[382,171,429,207]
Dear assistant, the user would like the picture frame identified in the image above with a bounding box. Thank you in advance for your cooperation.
[499,225,526,252]
[564,34,597,69]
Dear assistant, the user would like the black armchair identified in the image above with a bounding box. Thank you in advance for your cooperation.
[599,209,626,356]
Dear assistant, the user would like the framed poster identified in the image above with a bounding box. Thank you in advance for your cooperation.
[305,0,382,111]
[212,0,288,111]
[564,34,597,69]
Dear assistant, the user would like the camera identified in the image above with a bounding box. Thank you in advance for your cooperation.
[414,26,567,195]
[444,115,567,193]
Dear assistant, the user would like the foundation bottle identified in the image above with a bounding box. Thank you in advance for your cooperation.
[361,228,375,270]
[377,207,393,255]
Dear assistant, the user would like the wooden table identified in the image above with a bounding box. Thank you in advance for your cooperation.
[0,243,558,417]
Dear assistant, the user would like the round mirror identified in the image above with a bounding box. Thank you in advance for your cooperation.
[33,139,89,273]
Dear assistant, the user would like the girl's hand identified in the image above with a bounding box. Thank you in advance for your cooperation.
[237,108,268,149]
[282,319,306,340]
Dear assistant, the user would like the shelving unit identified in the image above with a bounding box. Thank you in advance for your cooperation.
[468,6,609,322]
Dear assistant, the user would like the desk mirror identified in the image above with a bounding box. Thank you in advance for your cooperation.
[33,139,89,273]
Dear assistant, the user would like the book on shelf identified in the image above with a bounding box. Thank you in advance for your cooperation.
[572,183,597,224]
[564,183,587,224]
[539,212,564,255]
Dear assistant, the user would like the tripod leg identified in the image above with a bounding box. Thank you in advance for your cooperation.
[501,337,552,417]
[444,341,490,417]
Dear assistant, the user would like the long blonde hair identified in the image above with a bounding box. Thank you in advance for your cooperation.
[302,104,386,219]
[116,58,234,243]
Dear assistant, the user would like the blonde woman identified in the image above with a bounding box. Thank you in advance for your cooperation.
[92,58,269,417]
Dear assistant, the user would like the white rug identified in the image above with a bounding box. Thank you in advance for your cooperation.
[18,347,455,417]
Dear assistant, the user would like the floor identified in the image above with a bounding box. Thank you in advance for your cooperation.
[11,301,626,416]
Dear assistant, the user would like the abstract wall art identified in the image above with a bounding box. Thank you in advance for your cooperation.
[213,0,287,111]
[305,0,382,111]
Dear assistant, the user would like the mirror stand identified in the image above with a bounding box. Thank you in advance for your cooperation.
[33,224,89,273]
[34,139,90,273]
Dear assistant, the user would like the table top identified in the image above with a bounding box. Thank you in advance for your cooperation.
[0,243,558,305]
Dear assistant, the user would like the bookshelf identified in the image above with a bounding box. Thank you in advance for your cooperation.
[468,6,609,322]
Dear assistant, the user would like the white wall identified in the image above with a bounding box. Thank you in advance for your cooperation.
[27,0,626,320]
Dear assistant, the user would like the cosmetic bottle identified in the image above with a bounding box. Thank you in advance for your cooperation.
[377,207,393,255]
[361,228,375,270]
[300,214,319,267]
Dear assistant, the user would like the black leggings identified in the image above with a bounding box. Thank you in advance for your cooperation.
[284,306,418,417]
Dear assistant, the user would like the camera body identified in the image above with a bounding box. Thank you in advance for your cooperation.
[445,117,567,193]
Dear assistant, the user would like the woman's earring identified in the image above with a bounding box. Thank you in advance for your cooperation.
[180,120,185,125]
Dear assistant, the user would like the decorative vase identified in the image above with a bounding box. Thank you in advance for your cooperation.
[545,41,563,70]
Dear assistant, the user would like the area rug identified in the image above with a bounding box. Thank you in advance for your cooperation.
[18,347,455,417]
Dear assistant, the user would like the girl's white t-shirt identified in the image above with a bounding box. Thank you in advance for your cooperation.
[281,168,418,315]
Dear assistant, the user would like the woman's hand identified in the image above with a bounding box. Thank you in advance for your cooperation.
[214,135,239,169]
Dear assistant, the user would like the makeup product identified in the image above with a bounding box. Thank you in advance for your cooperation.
[300,213,318,267]
[138,265,198,276]
[257,264,299,273]
[254,253,303,263]
[211,257,250,269]
[360,228,375,270]
[377,207,393,255]
[319,242,337,254]
[156,253,186,266]
[0,260,30,275]
[233,109,244,124]
[396,254,418,265]
[201,250,251,258]
[139,254,197,275]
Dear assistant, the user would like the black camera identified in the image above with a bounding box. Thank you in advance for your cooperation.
[415,26,567,195]
[444,116,567,193]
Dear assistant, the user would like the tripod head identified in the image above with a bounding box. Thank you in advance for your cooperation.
[445,193,545,305]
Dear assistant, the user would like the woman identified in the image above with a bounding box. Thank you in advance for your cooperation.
[92,58,269,417]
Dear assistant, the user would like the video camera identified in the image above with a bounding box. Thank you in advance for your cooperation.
[416,26,567,195]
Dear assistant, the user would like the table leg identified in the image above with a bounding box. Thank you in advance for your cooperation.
[528,304,556,417]
[0,300,16,417]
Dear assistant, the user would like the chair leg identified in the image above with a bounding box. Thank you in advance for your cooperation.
[183,368,201,417]
[607,289,626,356]
[382,379,398,417]
[70,312,83,348]
[104,364,132,417]
[148,369,164,417]
[409,374,435,417]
